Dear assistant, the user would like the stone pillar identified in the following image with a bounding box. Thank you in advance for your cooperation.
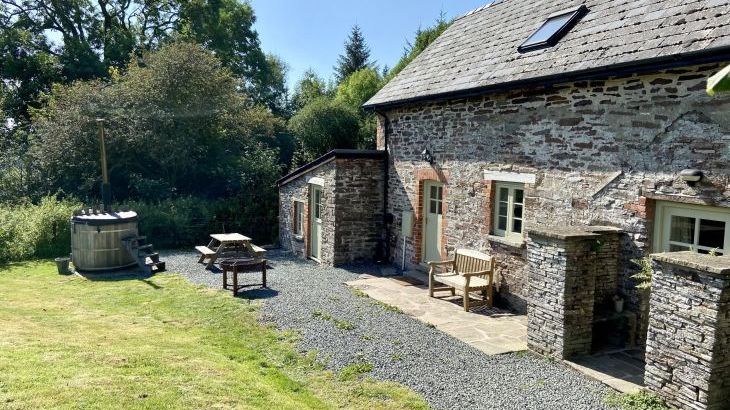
[527,228,602,359]
[645,252,730,410]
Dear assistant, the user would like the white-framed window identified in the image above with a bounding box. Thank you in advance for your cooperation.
[493,182,525,240]
[293,200,305,236]
[654,201,730,255]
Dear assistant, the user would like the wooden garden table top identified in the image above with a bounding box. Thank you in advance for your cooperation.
[210,233,251,243]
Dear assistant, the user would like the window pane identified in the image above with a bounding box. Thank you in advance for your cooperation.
[698,219,725,250]
[524,13,573,45]
[430,200,436,214]
[499,187,509,201]
[514,189,524,204]
[437,186,443,200]
[498,201,508,217]
[669,216,695,244]
[498,216,507,231]
[430,186,436,199]
[513,204,523,219]
[437,201,443,215]
[513,219,522,234]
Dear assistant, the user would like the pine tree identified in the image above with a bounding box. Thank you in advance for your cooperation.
[334,25,372,83]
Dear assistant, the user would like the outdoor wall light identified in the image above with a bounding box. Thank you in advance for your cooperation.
[421,148,434,164]
[680,169,704,186]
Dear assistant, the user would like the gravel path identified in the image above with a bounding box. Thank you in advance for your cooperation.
[163,249,618,410]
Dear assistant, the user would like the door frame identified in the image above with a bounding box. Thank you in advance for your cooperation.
[309,183,323,262]
[421,180,444,263]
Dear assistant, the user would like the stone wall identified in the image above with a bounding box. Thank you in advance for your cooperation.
[333,158,384,265]
[645,252,730,410]
[279,157,384,266]
[279,161,336,264]
[527,227,621,359]
[378,62,730,314]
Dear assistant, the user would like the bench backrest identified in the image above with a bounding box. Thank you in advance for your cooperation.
[454,249,493,276]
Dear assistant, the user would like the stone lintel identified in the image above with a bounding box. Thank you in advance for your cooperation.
[651,252,730,276]
[527,227,600,240]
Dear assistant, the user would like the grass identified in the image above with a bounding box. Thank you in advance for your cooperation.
[349,287,403,314]
[604,391,670,410]
[339,362,374,381]
[0,261,429,410]
[311,310,355,331]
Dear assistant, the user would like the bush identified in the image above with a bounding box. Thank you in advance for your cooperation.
[127,196,277,249]
[0,197,81,263]
[0,196,277,263]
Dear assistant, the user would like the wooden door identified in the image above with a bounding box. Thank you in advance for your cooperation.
[309,184,323,261]
[422,181,444,263]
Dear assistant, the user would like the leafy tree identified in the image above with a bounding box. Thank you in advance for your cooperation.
[335,68,383,110]
[0,0,287,124]
[334,25,372,83]
[707,65,730,95]
[288,98,360,165]
[28,42,282,203]
[386,15,451,81]
[291,69,330,112]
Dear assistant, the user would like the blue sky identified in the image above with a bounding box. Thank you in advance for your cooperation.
[249,0,489,87]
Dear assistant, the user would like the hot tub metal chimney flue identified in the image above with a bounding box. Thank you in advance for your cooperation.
[96,118,111,212]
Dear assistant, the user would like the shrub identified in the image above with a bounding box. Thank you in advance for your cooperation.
[0,196,277,263]
[0,197,81,263]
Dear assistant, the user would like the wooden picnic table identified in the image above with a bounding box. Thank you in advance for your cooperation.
[196,233,266,269]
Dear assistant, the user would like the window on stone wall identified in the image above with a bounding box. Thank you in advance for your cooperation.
[493,182,525,240]
[655,202,730,255]
[293,200,304,236]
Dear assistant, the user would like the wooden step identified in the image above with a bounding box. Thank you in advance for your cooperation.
[138,244,153,252]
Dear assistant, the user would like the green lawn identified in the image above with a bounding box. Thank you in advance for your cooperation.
[0,262,428,410]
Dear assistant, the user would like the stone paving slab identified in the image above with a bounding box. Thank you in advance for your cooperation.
[566,351,645,394]
[347,276,528,356]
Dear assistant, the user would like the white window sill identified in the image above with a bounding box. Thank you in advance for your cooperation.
[487,234,526,249]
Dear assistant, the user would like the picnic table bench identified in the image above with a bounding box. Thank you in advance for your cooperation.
[428,249,495,311]
[196,233,266,269]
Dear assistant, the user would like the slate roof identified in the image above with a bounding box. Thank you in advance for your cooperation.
[364,0,730,109]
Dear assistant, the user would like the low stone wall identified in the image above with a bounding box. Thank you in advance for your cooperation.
[645,252,730,410]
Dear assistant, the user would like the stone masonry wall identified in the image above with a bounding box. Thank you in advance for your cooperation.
[527,228,622,359]
[279,161,336,265]
[333,158,384,265]
[645,253,730,410]
[379,63,730,315]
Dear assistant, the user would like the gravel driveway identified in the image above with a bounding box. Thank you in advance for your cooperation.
[164,249,618,410]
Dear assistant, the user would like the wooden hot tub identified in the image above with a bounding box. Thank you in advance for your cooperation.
[70,211,139,271]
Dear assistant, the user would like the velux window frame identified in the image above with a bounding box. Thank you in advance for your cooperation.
[518,5,588,53]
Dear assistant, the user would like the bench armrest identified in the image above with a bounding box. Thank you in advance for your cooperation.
[428,259,455,276]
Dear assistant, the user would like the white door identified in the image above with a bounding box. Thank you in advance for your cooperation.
[422,181,444,263]
[309,185,323,261]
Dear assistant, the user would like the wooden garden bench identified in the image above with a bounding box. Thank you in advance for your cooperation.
[428,249,495,311]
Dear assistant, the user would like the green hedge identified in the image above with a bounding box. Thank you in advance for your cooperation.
[0,196,278,263]
[0,197,81,263]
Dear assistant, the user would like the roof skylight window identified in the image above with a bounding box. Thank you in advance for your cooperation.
[518,5,588,52]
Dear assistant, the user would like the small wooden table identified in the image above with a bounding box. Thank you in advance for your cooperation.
[220,258,267,296]
[197,233,263,269]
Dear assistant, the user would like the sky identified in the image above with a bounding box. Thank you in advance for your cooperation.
[249,0,489,87]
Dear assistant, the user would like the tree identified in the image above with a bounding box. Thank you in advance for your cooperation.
[386,15,451,81]
[291,69,330,111]
[288,98,360,165]
[335,68,383,110]
[334,25,372,83]
[0,0,287,124]
[28,42,283,202]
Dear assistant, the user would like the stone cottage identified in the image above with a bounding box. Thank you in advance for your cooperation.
[278,149,384,265]
[280,1,730,408]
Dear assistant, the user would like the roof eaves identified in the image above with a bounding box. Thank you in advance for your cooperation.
[363,44,730,111]
[276,149,385,186]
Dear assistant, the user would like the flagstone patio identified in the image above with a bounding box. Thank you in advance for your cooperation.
[346,274,528,355]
